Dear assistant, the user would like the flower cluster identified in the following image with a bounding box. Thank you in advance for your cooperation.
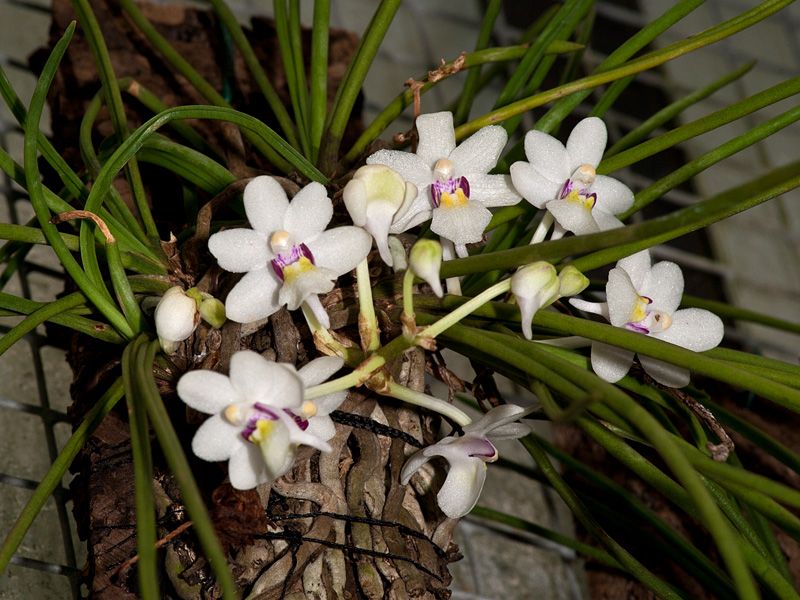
[162,110,719,521]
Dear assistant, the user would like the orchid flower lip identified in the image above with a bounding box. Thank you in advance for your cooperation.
[430,175,470,209]
[270,242,315,281]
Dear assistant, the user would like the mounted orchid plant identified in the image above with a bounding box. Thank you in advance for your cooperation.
[1,1,800,599]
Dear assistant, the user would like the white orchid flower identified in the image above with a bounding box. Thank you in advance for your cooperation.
[343,164,418,266]
[570,251,724,388]
[367,111,520,257]
[510,117,634,237]
[177,351,345,490]
[154,286,200,354]
[400,404,530,519]
[208,176,371,328]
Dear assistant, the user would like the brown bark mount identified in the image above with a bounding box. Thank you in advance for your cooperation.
[38,1,458,597]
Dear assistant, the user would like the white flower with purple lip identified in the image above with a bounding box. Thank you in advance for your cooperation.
[400,404,530,519]
[208,176,371,328]
[570,251,724,388]
[177,351,346,490]
[367,111,520,257]
[510,118,634,237]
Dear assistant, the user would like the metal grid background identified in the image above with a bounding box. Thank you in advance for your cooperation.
[0,0,797,598]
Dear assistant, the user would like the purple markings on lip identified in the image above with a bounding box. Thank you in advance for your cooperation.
[240,402,279,441]
[560,180,597,208]
[625,322,650,334]
[430,176,470,208]
[461,436,498,460]
[559,179,574,199]
[284,408,309,431]
[271,243,315,281]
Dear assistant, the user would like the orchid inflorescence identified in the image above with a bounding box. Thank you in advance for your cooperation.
[156,113,722,519]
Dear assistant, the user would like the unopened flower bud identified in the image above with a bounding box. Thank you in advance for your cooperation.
[155,286,200,353]
[199,296,227,329]
[557,265,589,298]
[409,239,444,298]
[343,165,417,266]
[387,236,408,272]
[511,262,559,340]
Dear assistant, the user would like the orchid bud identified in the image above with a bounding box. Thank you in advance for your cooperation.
[199,296,227,329]
[154,286,200,353]
[557,265,589,298]
[387,236,408,272]
[343,165,417,266]
[511,262,559,340]
[409,239,444,298]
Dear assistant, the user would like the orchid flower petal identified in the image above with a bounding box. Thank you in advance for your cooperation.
[591,175,634,215]
[284,182,333,242]
[510,161,562,208]
[430,200,492,245]
[640,261,684,315]
[313,392,347,417]
[639,356,691,388]
[565,117,607,169]
[400,449,433,485]
[243,176,289,235]
[297,356,345,387]
[228,443,269,489]
[278,266,336,311]
[304,414,336,442]
[177,370,241,414]
[306,227,372,276]
[523,130,570,183]
[191,415,242,461]
[468,173,521,207]
[257,420,295,482]
[616,250,652,290]
[230,350,304,409]
[415,111,457,168]
[606,267,641,327]
[465,404,527,437]
[652,308,724,352]
[591,341,635,383]
[546,199,601,235]
[224,268,282,324]
[366,150,433,189]
[208,228,270,273]
[436,457,487,519]
[591,210,625,231]
[449,125,507,175]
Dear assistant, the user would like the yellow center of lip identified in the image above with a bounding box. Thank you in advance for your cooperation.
[248,419,275,443]
[440,188,470,208]
[281,256,316,283]
[564,189,596,211]
[629,295,651,323]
